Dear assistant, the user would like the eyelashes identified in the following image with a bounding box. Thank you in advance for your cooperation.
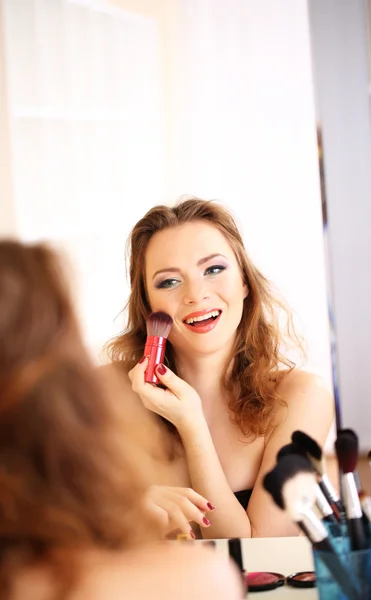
[155,265,227,289]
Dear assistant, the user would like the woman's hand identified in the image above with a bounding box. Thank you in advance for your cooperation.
[141,485,215,538]
[128,358,204,433]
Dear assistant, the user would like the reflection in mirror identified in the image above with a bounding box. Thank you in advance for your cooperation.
[308,0,371,497]
[0,0,338,538]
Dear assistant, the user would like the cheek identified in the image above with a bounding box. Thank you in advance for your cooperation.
[147,289,177,316]
[214,274,245,300]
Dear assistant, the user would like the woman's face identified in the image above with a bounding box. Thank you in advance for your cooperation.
[145,221,248,359]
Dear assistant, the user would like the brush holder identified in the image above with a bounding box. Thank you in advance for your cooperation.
[312,524,371,600]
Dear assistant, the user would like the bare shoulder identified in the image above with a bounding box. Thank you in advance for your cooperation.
[12,545,244,600]
[277,368,333,408]
[76,544,244,600]
[269,368,334,446]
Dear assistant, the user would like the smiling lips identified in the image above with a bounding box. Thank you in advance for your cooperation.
[182,309,222,334]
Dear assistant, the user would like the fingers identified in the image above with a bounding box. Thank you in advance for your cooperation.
[170,487,216,513]
[154,363,192,398]
[128,356,148,385]
[147,486,215,536]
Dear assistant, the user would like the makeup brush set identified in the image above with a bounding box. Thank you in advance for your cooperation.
[263,428,371,599]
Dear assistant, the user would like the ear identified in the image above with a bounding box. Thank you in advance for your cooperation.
[243,282,249,299]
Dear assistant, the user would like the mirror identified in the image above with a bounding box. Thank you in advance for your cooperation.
[0,0,340,537]
[307,1,371,464]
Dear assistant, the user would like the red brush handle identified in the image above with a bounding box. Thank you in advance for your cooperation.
[143,336,167,384]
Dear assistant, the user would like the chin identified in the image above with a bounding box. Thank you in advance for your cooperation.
[174,335,236,360]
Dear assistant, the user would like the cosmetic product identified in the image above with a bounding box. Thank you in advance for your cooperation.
[246,572,285,592]
[286,571,316,588]
[263,454,360,600]
[292,430,344,520]
[143,312,173,384]
[228,538,244,574]
[335,431,368,551]
[277,442,338,525]
[359,490,371,523]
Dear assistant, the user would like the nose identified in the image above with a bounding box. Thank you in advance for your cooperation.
[183,278,210,306]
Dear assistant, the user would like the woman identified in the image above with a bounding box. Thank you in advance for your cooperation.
[105,197,334,539]
[0,240,243,600]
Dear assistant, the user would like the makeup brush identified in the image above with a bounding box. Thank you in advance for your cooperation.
[358,490,371,524]
[144,312,173,385]
[263,455,361,600]
[368,450,371,469]
[228,538,244,574]
[292,430,344,519]
[277,443,339,525]
[263,455,332,547]
[337,429,362,490]
[335,430,368,551]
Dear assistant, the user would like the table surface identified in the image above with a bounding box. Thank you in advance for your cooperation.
[198,536,317,599]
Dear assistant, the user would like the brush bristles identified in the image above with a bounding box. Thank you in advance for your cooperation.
[263,469,284,509]
[263,454,316,512]
[291,430,322,461]
[282,472,318,522]
[146,312,173,338]
[368,450,371,462]
[338,428,357,439]
[335,432,358,474]
[277,442,307,462]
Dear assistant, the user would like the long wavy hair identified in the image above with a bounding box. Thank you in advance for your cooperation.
[0,241,158,600]
[106,197,305,439]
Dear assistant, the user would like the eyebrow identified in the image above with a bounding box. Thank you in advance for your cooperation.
[152,253,228,280]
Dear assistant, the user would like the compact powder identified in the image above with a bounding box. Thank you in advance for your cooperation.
[286,571,317,588]
[246,571,285,592]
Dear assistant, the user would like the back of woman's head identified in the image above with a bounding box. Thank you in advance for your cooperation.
[0,240,156,597]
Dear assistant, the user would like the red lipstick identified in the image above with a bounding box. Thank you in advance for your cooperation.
[182,308,222,334]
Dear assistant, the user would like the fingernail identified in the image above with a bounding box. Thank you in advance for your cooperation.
[203,517,211,526]
[207,502,215,511]
[156,363,167,375]
[139,356,146,364]
[190,530,196,539]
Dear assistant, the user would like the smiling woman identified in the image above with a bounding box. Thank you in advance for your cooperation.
[104,197,334,540]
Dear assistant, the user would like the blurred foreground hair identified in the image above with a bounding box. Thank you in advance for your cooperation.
[0,240,158,599]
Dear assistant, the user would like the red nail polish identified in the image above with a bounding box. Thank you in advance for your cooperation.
[139,356,146,364]
[156,363,167,375]
[207,502,215,511]
[190,530,196,539]
[203,517,211,526]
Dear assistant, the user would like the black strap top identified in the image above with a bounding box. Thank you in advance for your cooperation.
[234,489,253,511]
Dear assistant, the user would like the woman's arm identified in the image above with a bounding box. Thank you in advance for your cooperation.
[179,417,253,539]
[129,359,252,539]
[246,370,334,537]
[129,360,334,539]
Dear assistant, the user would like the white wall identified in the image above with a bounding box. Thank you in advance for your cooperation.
[166,0,332,385]
[1,0,332,395]
[309,0,371,451]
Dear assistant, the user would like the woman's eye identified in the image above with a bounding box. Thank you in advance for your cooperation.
[156,278,180,289]
[205,265,226,276]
